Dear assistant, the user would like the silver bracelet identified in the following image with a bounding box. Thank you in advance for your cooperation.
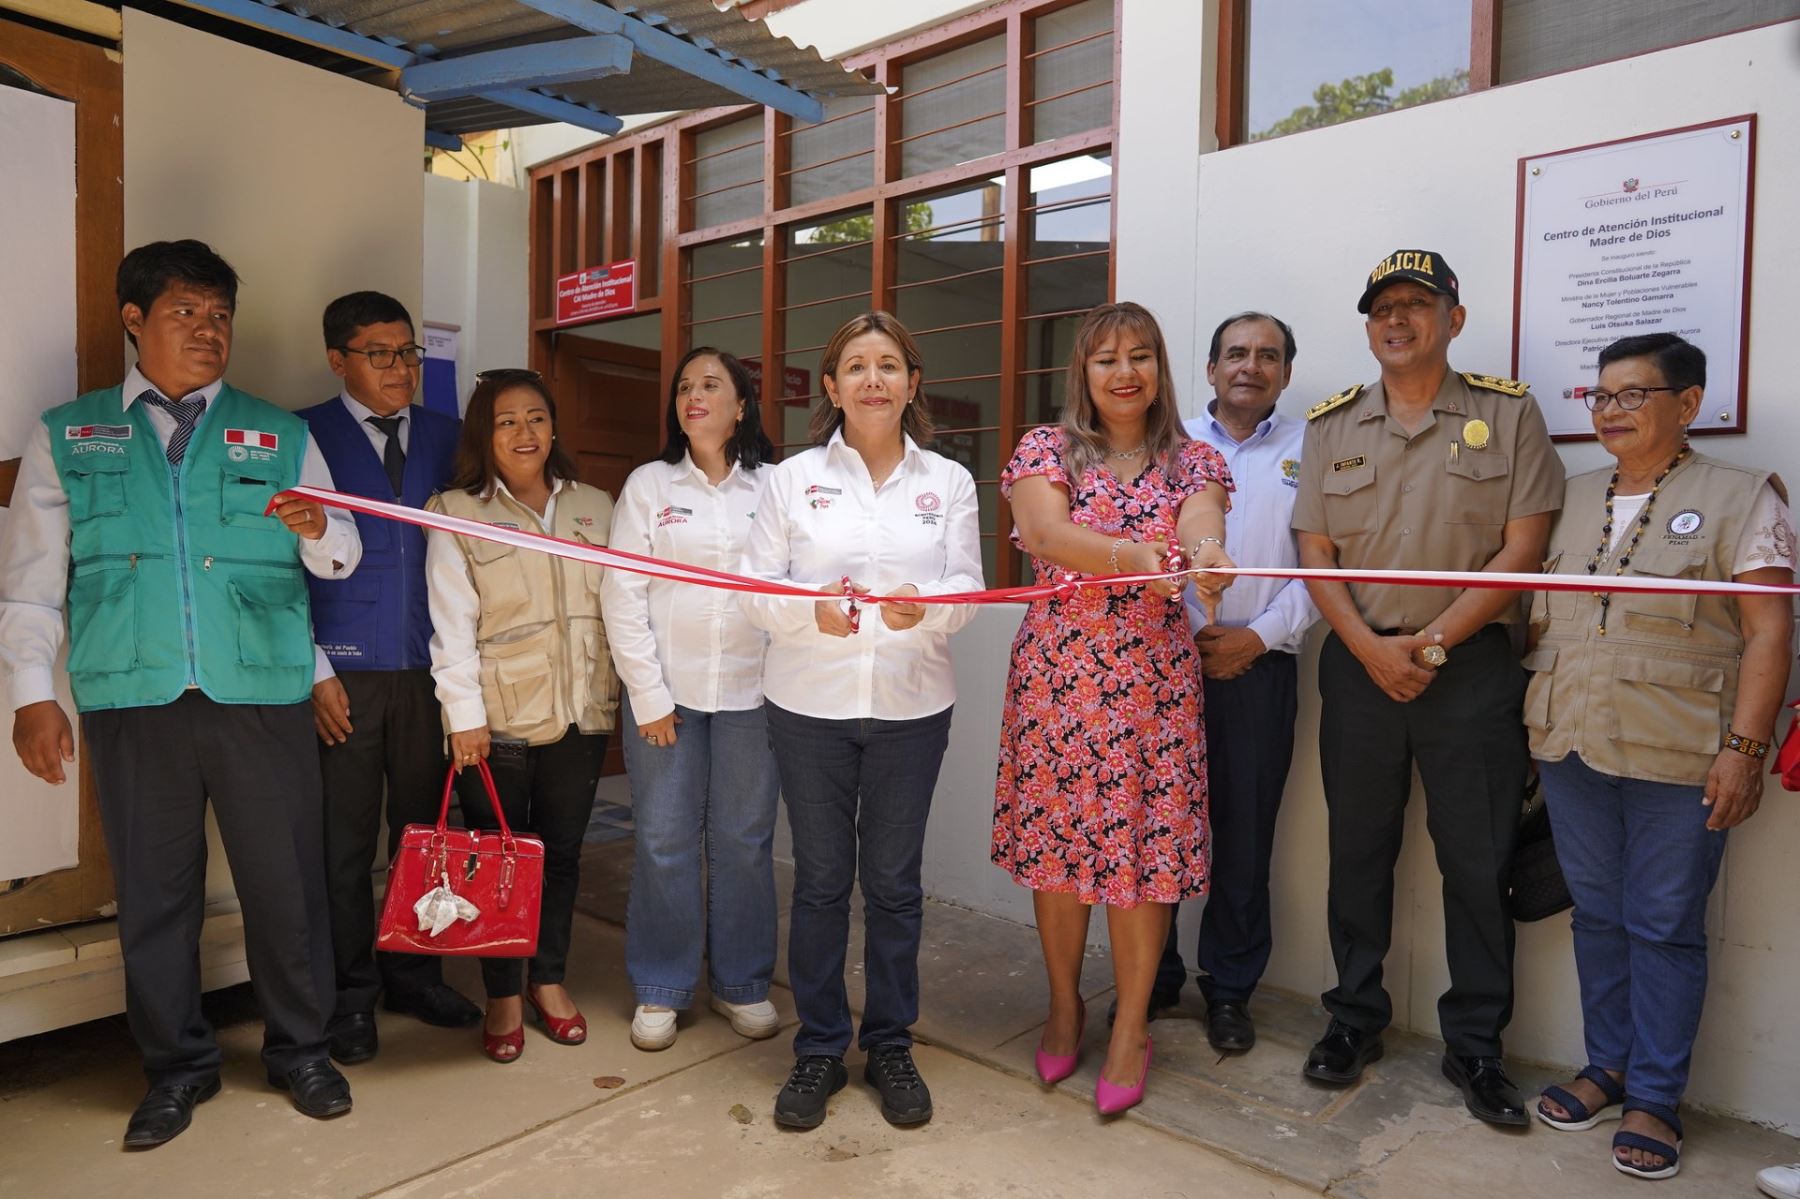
[1107,537,1127,572]
[1190,536,1223,558]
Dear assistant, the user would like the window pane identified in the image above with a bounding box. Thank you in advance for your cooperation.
[690,116,763,228]
[1030,0,1114,142]
[934,431,998,491]
[895,178,1006,426]
[784,211,874,354]
[899,35,1006,178]
[1027,154,1112,260]
[789,93,876,206]
[1498,0,1800,83]
[1245,0,1469,141]
[686,235,762,363]
[925,375,1002,436]
[895,177,1005,287]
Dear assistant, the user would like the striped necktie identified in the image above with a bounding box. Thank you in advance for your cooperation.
[138,389,208,466]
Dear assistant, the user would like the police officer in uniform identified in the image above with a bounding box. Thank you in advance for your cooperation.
[300,292,479,1064]
[1291,249,1564,1125]
[0,240,362,1146]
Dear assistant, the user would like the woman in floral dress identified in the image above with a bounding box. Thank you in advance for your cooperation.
[993,301,1234,1114]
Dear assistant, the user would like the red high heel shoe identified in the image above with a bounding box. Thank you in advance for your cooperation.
[1035,1000,1087,1084]
[483,1015,524,1064]
[526,987,588,1045]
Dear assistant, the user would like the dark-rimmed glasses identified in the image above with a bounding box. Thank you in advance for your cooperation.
[336,344,425,368]
[1583,386,1679,412]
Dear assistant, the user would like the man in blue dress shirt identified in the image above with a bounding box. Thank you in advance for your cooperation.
[300,292,476,1064]
[1129,311,1317,1050]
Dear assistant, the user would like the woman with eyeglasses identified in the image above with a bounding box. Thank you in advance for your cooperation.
[423,368,619,1063]
[1525,333,1792,1179]
[739,311,983,1132]
[601,347,783,1053]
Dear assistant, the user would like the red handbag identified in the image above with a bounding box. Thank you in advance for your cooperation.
[1773,700,1800,792]
[375,760,545,957]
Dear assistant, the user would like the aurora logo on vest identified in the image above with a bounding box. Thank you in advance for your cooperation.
[1667,509,1704,538]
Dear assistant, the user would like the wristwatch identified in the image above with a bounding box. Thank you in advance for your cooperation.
[1418,644,1448,668]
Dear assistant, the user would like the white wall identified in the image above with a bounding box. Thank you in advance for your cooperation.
[1168,22,1799,1130]
[123,9,423,411]
[423,174,530,400]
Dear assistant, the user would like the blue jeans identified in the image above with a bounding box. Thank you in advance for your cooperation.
[621,695,781,1008]
[1538,753,1728,1109]
[766,702,953,1059]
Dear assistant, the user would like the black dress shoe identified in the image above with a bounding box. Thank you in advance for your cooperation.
[863,1044,933,1126]
[1442,1053,1529,1126]
[384,983,482,1029]
[773,1055,848,1130]
[269,1059,353,1119]
[328,1012,379,1065]
[1206,1001,1256,1052]
[1304,1018,1384,1084]
[122,1078,221,1149]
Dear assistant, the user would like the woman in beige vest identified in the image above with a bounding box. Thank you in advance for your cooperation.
[424,370,618,1063]
[1524,334,1792,1179]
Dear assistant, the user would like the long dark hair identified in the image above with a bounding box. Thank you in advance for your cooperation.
[808,311,935,446]
[449,370,579,495]
[1058,302,1187,483]
[660,346,775,470]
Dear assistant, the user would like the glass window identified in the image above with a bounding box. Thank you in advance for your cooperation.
[774,210,876,450]
[685,235,763,365]
[894,177,1007,433]
[689,116,764,229]
[787,93,877,207]
[1029,0,1114,142]
[1023,155,1110,422]
[1245,0,1469,141]
[898,35,1007,177]
[1498,0,1800,83]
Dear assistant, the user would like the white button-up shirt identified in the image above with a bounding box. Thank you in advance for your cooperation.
[1183,405,1316,653]
[0,366,361,710]
[739,432,983,721]
[601,453,772,724]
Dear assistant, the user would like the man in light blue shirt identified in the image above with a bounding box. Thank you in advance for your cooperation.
[1152,312,1317,1051]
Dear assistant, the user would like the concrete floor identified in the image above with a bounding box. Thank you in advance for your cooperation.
[2,833,1796,1198]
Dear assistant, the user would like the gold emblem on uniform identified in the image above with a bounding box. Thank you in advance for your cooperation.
[1331,455,1366,473]
[1461,418,1490,450]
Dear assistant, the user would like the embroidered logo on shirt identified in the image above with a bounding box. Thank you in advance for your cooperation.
[1281,458,1300,488]
[1667,509,1704,538]
[657,504,693,527]
[573,515,594,527]
[225,428,279,450]
[490,521,520,530]
[806,484,841,496]
[915,492,941,512]
[65,424,132,440]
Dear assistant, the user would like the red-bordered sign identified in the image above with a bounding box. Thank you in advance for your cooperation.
[555,260,636,325]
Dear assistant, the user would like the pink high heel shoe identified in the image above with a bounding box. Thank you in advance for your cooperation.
[1095,1036,1152,1115]
[1034,1002,1087,1084]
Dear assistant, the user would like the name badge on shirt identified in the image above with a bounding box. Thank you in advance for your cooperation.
[1332,455,1366,473]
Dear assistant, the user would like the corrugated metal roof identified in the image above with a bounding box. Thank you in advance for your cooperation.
[262,0,882,136]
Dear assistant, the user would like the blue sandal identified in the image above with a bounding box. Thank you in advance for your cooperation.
[1536,1065,1626,1131]
[1613,1099,1683,1181]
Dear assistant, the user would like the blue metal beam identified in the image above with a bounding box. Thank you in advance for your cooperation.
[424,128,465,152]
[165,0,413,69]
[510,0,825,123]
[401,34,632,102]
[478,88,623,136]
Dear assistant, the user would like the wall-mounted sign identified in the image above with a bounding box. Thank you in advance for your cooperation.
[741,357,812,402]
[556,260,636,325]
[1513,115,1755,440]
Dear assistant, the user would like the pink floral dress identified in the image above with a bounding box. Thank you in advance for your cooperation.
[990,427,1233,907]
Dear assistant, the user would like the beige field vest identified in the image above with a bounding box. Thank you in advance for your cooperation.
[1524,454,1771,785]
[429,481,619,745]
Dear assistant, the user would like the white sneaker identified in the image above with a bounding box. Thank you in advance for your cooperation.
[709,996,781,1040]
[630,1004,678,1051]
[1759,1164,1800,1199]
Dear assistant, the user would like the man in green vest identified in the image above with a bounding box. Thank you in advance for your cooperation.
[0,240,364,1148]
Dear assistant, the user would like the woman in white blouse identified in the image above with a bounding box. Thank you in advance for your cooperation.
[424,370,617,1064]
[601,347,782,1053]
[740,312,983,1132]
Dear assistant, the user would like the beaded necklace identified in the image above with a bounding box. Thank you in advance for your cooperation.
[1586,444,1690,634]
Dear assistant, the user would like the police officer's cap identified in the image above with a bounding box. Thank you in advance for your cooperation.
[1357,249,1459,314]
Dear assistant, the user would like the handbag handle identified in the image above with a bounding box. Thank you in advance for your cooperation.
[435,758,520,849]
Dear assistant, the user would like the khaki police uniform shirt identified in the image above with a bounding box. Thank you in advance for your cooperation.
[1291,369,1565,630]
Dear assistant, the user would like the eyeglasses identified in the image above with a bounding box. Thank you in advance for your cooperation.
[1367,295,1439,321]
[1582,386,1679,411]
[337,344,425,368]
[476,368,543,382]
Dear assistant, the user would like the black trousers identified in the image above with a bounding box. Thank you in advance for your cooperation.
[319,668,449,1018]
[1316,625,1527,1057]
[85,692,334,1087]
[454,725,606,999]
[1157,651,1299,1004]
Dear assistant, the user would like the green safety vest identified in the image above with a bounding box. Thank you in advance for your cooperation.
[45,383,317,712]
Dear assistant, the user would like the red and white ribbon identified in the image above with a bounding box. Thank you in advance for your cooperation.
[274,485,1800,603]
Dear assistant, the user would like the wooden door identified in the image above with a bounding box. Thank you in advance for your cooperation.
[0,16,123,937]
[549,334,665,775]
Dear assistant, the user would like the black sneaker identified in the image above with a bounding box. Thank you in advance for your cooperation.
[773,1055,847,1130]
[863,1044,933,1126]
